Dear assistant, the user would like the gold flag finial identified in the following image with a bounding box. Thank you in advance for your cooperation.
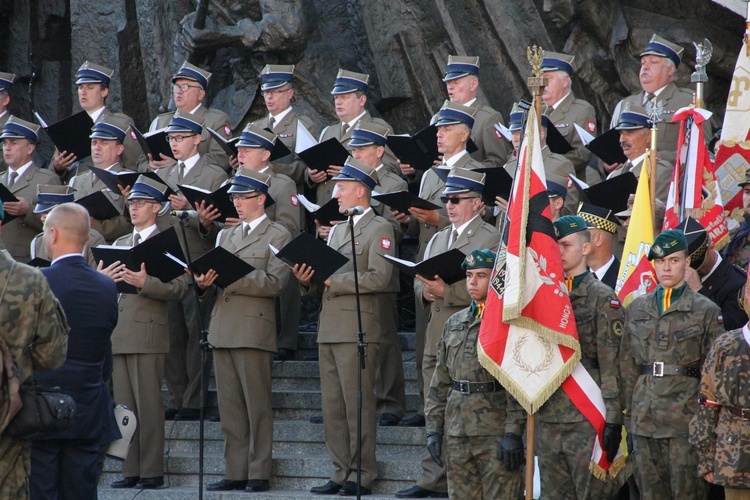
[527,45,545,78]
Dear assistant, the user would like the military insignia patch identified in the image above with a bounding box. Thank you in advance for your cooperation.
[652,245,664,257]
[290,194,299,206]
[381,237,391,250]
[223,125,232,137]
[587,120,596,133]
[495,129,502,139]
[610,299,620,309]
[612,320,624,337]
[717,315,723,324]
[130,129,138,141]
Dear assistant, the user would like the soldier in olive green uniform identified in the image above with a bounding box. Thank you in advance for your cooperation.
[425,249,524,499]
[0,239,69,499]
[621,229,725,499]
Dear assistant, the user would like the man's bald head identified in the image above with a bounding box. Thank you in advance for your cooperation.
[43,203,90,259]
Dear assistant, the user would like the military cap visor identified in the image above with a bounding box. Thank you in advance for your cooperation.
[228,177,269,195]
[640,35,683,69]
[443,64,480,82]
[647,229,688,260]
[443,168,485,196]
[435,108,475,129]
[172,62,210,90]
[90,122,127,142]
[331,164,378,191]
[349,128,387,147]
[547,180,568,199]
[616,111,651,130]
[0,72,16,91]
[166,116,203,135]
[461,249,496,270]
[541,53,575,76]
[508,111,524,131]
[236,128,276,151]
[75,62,114,86]
[330,70,369,95]
[1,118,40,143]
[33,186,76,213]
[260,65,294,91]
[129,176,168,202]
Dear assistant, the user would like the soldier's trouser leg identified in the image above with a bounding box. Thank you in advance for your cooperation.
[725,489,750,500]
[416,350,447,492]
[538,421,619,500]
[276,274,301,351]
[632,435,709,500]
[375,293,405,417]
[0,434,29,500]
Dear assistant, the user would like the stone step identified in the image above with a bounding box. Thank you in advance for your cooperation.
[297,331,417,352]
[98,486,405,499]
[270,360,419,392]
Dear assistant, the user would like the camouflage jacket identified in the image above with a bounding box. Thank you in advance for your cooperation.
[689,327,750,488]
[425,306,525,437]
[621,286,724,438]
[538,273,624,424]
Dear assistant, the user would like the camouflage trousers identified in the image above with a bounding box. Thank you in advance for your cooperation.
[537,421,620,500]
[444,435,523,499]
[632,435,709,499]
[724,488,750,500]
[0,435,30,500]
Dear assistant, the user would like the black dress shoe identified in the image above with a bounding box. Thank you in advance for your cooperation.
[310,480,343,494]
[135,476,165,489]
[209,413,221,422]
[174,408,200,421]
[397,414,425,427]
[339,481,371,496]
[245,479,270,492]
[274,348,295,361]
[206,479,248,491]
[378,413,401,426]
[303,352,319,361]
[309,414,323,424]
[110,476,139,488]
[395,485,448,498]
[164,408,179,421]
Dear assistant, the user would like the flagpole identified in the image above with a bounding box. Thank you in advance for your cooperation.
[645,100,663,228]
[524,44,547,500]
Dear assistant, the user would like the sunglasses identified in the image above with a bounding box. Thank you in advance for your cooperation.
[440,196,478,205]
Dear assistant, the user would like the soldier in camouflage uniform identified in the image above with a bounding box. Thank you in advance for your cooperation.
[722,171,750,270]
[621,229,725,499]
[525,216,624,499]
[689,273,750,499]
[0,236,69,499]
[425,249,524,499]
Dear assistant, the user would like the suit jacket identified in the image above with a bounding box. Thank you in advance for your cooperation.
[304,209,397,344]
[608,155,672,203]
[156,155,228,260]
[30,228,106,267]
[546,92,596,177]
[111,228,188,354]
[37,255,120,441]
[699,257,748,332]
[254,109,318,186]
[2,163,61,261]
[140,104,231,171]
[205,217,291,351]
[600,256,620,290]
[416,215,500,357]
[70,161,133,243]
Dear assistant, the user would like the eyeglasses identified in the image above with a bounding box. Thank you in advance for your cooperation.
[126,199,158,208]
[440,196,477,205]
[165,134,197,143]
[229,193,263,202]
[262,88,292,97]
[173,83,202,92]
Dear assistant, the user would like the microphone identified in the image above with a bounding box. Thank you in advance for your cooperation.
[170,210,191,219]
[340,206,364,217]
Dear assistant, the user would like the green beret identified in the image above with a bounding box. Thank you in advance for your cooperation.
[461,249,496,270]
[553,215,589,239]
[648,229,688,260]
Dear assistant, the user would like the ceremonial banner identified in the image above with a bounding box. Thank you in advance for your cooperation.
[615,161,657,306]
[663,107,729,249]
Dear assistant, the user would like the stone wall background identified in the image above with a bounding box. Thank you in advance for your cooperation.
[0,0,744,160]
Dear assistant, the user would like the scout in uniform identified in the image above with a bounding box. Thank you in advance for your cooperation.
[577,202,621,290]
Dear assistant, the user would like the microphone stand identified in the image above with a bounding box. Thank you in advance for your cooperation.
[347,212,366,500]
[176,214,210,500]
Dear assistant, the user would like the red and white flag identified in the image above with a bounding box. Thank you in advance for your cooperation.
[478,107,625,480]
[663,107,729,249]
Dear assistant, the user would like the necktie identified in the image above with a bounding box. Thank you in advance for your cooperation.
[7,171,17,188]
[177,162,185,183]
[133,233,141,246]
[341,122,349,135]
[449,229,459,248]
[244,224,251,239]
[269,116,276,130]
[643,92,655,105]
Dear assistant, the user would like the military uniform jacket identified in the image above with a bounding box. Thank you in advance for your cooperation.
[314,110,398,205]
[417,215,500,357]
[1,163,61,261]
[30,228,106,267]
[425,307,525,437]
[140,104,231,171]
[373,166,408,243]
[539,273,624,423]
[156,155,228,260]
[303,209,397,344]
[98,108,142,171]
[621,287,724,438]
[699,257,748,332]
[110,229,188,354]
[264,166,301,237]
[607,155,672,203]
[204,217,291,352]
[70,161,133,243]
[690,327,750,488]
[546,92,596,177]
[465,100,510,168]
[254,109,318,186]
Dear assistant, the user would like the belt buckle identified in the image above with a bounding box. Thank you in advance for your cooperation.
[459,380,470,394]
[652,362,664,377]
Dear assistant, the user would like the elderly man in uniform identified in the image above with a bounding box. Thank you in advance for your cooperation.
[52,61,140,179]
[69,115,135,243]
[690,273,750,500]
[141,62,231,171]
[101,175,188,490]
[293,158,396,496]
[309,69,399,206]
[620,228,725,499]
[1,116,61,262]
[577,202,621,290]
[723,170,750,270]
[398,168,500,498]
[196,169,291,492]
[425,248,524,499]
[0,72,15,172]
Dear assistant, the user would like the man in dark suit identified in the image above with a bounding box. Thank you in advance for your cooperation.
[30,202,120,500]
[577,202,621,290]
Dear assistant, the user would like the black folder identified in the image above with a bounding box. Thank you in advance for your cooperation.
[75,190,122,220]
[270,232,349,284]
[190,246,255,289]
[296,195,345,226]
[573,172,637,214]
[382,248,466,285]
[37,111,94,160]
[178,184,238,223]
[297,137,350,173]
[387,124,479,171]
[27,257,51,268]
[586,128,627,165]
[131,125,175,161]
[0,184,19,223]
[89,167,173,197]
[90,226,187,294]
[431,167,514,204]
[372,191,441,213]
[545,121,575,155]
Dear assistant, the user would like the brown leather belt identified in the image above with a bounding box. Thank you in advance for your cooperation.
[450,379,502,394]
[639,363,700,378]
[726,406,750,420]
